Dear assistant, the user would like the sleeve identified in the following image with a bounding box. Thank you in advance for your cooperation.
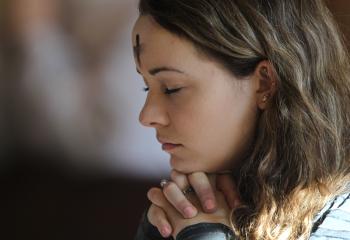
[134,207,236,240]
[310,193,350,239]
[176,223,235,240]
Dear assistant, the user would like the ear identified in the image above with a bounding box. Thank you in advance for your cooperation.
[253,60,278,110]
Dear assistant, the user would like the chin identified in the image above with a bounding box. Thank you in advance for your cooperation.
[170,156,194,173]
[169,156,213,174]
[170,157,232,175]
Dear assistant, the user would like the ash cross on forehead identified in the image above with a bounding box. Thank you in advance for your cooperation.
[133,34,142,67]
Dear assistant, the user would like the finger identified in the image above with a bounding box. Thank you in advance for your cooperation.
[147,204,173,238]
[147,187,168,207]
[188,172,217,213]
[216,174,241,209]
[207,173,217,191]
[170,169,190,190]
[147,188,180,222]
[162,181,198,218]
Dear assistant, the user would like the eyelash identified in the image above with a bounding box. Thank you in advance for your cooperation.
[142,87,181,95]
[143,87,149,92]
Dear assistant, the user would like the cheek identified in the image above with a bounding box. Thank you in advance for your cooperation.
[174,91,257,171]
[195,93,252,138]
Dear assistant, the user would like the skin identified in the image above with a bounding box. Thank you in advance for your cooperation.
[132,15,277,238]
[133,15,259,174]
[147,171,242,237]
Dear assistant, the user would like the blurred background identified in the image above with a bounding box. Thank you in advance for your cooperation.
[0,0,349,239]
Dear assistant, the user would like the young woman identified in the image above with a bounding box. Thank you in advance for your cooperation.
[132,0,350,239]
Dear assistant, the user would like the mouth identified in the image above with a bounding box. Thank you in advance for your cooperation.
[157,136,182,152]
[162,143,182,151]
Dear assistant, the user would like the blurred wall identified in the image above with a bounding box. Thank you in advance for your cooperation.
[3,0,170,180]
[2,0,350,180]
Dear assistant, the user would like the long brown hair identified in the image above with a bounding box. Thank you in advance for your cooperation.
[137,0,350,239]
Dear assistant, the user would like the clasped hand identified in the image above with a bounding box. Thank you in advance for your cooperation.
[147,170,241,238]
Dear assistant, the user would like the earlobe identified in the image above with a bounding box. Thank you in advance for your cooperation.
[261,93,271,103]
[255,61,278,110]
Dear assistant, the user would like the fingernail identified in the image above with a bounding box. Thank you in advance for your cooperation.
[205,199,215,210]
[161,226,171,237]
[184,206,196,218]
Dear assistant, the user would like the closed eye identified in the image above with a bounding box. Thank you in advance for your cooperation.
[142,87,182,95]
[164,88,181,95]
[143,87,149,92]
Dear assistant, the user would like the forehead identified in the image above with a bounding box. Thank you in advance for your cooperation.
[132,15,159,45]
[132,16,200,67]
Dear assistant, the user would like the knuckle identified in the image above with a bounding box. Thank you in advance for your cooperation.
[171,171,189,190]
[147,188,160,201]
[188,172,205,181]
[152,208,164,220]
[170,169,180,181]
[148,205,165,226]
[147,205,157,225]
[148,205,156,216]
[162,181,177,193]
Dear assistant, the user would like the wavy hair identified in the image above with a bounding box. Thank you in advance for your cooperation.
[137,0,350,239]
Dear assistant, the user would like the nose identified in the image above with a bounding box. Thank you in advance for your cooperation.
[139,93,170,128]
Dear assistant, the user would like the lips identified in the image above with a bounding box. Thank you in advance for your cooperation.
[157,136,182,152]
[162,143,181,151]
[156,136,178,145]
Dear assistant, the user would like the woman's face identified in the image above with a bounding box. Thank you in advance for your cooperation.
[132,16,259,173]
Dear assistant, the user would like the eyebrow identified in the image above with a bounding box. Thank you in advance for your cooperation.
[136,66,186,76]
